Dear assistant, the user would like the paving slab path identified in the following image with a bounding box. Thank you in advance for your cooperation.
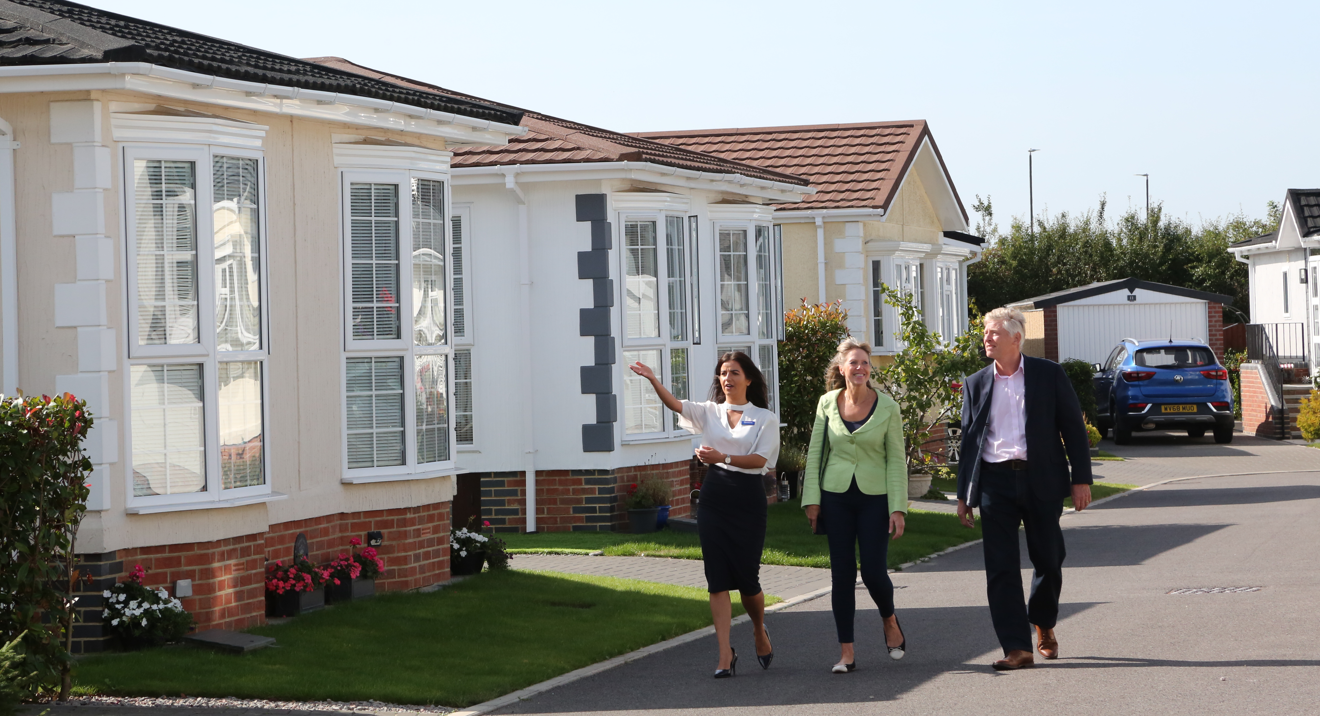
[490,468,1320,716]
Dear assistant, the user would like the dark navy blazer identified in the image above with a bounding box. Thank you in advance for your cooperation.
[955,356,1093,507]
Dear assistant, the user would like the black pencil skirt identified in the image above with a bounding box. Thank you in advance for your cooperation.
[697,464,767,595]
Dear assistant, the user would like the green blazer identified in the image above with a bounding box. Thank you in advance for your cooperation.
[801,388,908,515]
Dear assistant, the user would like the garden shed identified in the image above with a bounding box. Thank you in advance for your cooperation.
[1009,278,1233,364]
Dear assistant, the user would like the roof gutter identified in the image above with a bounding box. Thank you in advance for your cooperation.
[452,160,813,199]
[0,62,527,140]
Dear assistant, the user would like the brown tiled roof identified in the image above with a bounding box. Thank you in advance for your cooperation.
[307,57,810,189]
[635,121,965,218]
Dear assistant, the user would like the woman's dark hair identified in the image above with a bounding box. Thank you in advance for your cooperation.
[707,351,769,409]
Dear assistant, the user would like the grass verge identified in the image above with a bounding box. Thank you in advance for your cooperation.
[502,500,981,570]
[73,570,740,708]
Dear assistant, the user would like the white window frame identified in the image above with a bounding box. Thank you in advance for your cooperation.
[619,210,695,442]
[121,143,273,510]
[454,347,478,451]
[451,204,474,346]
[339,168,457,482]
[936,262,960,341]
[714,219,779,417]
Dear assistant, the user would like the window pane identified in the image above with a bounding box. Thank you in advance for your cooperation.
[625,221,660,338]
[349,184,400,341]
[688,216,701,345]
[756,226,773,339]
[451,214,467,339]
[131,364,205,496]
[413,179,447,346]
[719,228,749,336]
[345,356,405,468]
[218,361,264,489]
[455,349,473,445]
[416,354,449,464]
[622,348,663,434]
[666,216,688,342]
[872,261,884,347]
[670,347,688,431]
[774,225,785,341]
[134,159,199,345]
[213,156,262,352]
[759,344,777,412]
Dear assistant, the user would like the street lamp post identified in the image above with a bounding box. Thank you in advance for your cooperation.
[1028,149,1040,237]
[1135,173,1150,237]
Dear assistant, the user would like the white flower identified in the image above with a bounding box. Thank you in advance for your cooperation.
[142,618,148,627]
[111,618,119,626]
[102,609,110,618]
[102,590,111,598]
[459,550,467,557]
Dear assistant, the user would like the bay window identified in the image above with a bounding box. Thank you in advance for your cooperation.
[451,206,475,448]
[341,167,455,480]
[937,264,960,340]
[123,144,270,507]
[715,217,780,415]
[620,208,698,439]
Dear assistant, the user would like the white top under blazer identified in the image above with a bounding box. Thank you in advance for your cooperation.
[678,400,781,475]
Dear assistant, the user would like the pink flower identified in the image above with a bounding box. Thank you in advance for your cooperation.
[483,521,491,527]
[349,537,362,547]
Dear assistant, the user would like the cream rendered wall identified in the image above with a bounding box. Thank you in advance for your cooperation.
[779,222,817,309]
[0,89,458,553]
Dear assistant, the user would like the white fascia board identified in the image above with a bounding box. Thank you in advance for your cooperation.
[865,240,946,258]
[773,208,887,223]
[0,62,526,145]
[1228,242,1279,257]
[451,161,812,203]
[937,235,982,256]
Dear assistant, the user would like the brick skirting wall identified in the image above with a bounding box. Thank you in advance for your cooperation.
[1043,306,1059,362]
[479,458,696,533]
[1207,302,1224,360]
[71,500,452,654]
[1240,363,1277,438]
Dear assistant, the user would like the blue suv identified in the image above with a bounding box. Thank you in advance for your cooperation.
[1092,338,1234,445]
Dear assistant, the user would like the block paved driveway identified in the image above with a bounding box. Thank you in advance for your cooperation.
[495,466,1320,716]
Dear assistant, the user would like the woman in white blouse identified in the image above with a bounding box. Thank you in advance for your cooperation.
[630,351,781,679]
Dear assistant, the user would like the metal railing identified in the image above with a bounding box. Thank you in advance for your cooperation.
[1245,323,1307,439]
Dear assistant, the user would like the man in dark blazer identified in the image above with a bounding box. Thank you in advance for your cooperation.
[956,306,1093,671]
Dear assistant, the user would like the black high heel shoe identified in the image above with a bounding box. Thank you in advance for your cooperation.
[756,627,774,670]
[714,648,738,679]
[886,615,907,660]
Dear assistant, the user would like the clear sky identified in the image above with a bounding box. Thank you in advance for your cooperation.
[83,0,1317,230]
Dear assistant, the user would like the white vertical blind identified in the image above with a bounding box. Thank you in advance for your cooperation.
[349,184,400,341]
[134,159,199,346]
[454,349,473,445]
[451,213,467,340]
[345,356,405,468]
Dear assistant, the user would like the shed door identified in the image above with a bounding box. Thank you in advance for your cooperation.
[1057,302,1208,365]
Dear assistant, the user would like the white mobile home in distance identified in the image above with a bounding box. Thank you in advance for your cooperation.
[312,59,813,533]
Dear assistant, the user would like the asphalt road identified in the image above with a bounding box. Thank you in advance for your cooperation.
[493,471,1320,716]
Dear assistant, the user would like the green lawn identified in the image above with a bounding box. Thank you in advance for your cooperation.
[504,500,981,569]
[73,570,742,708]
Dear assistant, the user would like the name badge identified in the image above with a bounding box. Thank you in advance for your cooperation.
[740,418,756,426]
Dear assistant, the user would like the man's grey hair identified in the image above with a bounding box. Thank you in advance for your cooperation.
[985,306,1026,341]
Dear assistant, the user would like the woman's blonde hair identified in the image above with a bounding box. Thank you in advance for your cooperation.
[824,336,875,391]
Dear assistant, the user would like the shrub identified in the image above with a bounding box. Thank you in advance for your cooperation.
[347,536,386,580]
[1223,349,1246,419]
[0,393,95,699]
[450,527,489,561]
[778,300,850,451]
[1061,358,1098,425]
[1298,390,1320,441]
[484,535,512,571]
[101,565,194,649]
[0,633,37,716]
[872,286,985,471]
[265,557,331,595]
[624,477,670,510]
[1085,421,1102,448]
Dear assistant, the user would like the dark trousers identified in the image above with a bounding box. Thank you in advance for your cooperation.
[978,460,1066,654]
[821,479,894,644]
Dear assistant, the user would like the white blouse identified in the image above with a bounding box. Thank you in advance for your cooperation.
[678,400,781,475]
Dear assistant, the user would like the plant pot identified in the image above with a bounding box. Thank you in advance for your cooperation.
[325,579,352,604]
[628,507,660,534]
[907,473,933,502]
[656,505,671,529]
[451,549,486,576]
[266,587,325,618]
[352,577,376,600]
[1089,446,1100,457]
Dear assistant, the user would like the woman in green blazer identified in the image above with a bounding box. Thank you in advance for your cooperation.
[803,337,908,673]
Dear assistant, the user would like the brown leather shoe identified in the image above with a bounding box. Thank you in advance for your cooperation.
[992,650,1035,671]
[1036,625,1059,660]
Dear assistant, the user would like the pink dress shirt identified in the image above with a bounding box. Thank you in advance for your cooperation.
[981,355,1028,463]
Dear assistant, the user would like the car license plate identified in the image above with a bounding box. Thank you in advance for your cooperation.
[1161,405,1197,413]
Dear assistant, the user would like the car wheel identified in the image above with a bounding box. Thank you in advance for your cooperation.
[1114,421,1132,445]
[1187,427,1206,439]
[1213,424,1233,444]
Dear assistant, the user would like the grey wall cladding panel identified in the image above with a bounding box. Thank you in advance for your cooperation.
[582,423,615,452]
[577,250,609,279]
[580,365,612,394]
[580,307,611,336]
[590,221,613,250]
[595,394,617,423]
[592,278,614,308]
[576,194,607,223]
[594,335,615,365]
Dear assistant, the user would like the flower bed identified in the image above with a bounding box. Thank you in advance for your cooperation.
[102,565,194,650]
